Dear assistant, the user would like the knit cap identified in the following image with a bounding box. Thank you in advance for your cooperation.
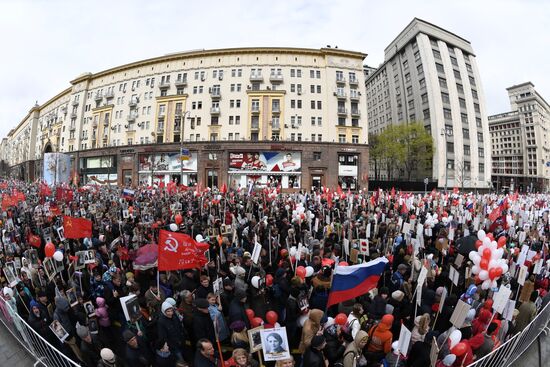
[76,323,90,339]
[100,348,115,363]
[161,301,173,314]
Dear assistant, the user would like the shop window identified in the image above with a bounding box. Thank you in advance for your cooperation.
[207,170,218,189]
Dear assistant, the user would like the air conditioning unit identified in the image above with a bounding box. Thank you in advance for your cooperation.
[297,90,302,95]
[201,76,206,81]
[219,76,223,81]
[247,85,252,90]
[333,92,337,96]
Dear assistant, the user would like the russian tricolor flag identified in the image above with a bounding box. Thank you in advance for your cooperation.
[327,257,388,307]
[122,188,135,200]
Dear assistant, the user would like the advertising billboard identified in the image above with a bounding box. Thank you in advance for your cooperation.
[43,153,71,185]
[138,152,198,172]
[229,151,301,173]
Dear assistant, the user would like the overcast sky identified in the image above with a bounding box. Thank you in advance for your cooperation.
[1,0,548,139]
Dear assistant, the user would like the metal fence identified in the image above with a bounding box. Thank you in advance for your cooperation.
[0,296,80,367]
[467,300,550,367]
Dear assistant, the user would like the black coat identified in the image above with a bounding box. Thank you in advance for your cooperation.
[228,299,250,329]
[303,347,326,367]
[194,352,218,367]
[157,313,186,352]
[192,310,216,344]
[124,336,153,367]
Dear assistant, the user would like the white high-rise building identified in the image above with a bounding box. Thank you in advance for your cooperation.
[366,18,491,189]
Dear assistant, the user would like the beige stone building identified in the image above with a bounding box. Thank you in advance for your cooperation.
[0,47,369,190]
[489,82,550,192]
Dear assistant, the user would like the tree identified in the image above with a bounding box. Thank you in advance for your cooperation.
[400,122,434,181]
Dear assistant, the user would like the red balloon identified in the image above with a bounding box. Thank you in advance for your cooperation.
[251,317,263,328]
[480,258,489,270]
[339,261,349,267]
[442,212,448,217]
[335,313,347,326]
[45,242,55,258]
[474,275,482,284]
[245,309,255,321]
[475,240,482,249]
[486,233,494,242]
[489,268,499,280]
[265,274,273,287]
[410,215,416,220]
[30,235,41,248]
[296,266,306,279]
[497,236,507,248]
[175,214,183,225]
[451,342,467,356]
[482,248,492,260]
[266,311,278,324]
[280,249,288,257]
[495,267,503,278]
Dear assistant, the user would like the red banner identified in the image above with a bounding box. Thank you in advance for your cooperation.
[158,230,206,271]
[56,187,74,202]
[1,195,16,211]
[63,216,92,239]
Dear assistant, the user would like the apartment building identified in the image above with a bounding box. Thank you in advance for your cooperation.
[1,47,369,190]
[365,18,491,189]
[489,82,550,192]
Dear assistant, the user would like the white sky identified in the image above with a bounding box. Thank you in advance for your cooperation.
[1,0,548,139]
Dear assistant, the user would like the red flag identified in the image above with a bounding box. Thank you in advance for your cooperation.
[56,187,74,202]
[390,187,395,200]
[1,195,15,211]
[63,216,92,239]
[158,230,203,271]
[220,183,227,194]
[40,182,52,197]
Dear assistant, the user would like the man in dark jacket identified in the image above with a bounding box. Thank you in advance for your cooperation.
[76,323,103,367]
[303,335,327,367]
[123,329,153,367]
[192,298,217,345]
[157,300,186,363]
[28,300,58,347]
[228,289,250,329]
[194,339,219,367]
[369,287,389,320]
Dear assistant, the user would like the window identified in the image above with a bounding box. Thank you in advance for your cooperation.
[407,86,413,96]
[447,159,454,170]
[423,109,430,119]
[476,117,482,128]
[402,60,409,69]
[479,163,485,173]
[310,70,315,78]
[311,100,316,109]
[338,134,346,143]
[417,64,424,75]
[441,92,450,104]
[450,56,458,66]
[477,132,484,142]
[419,78,426,89]
[297,133,302,141]
[313,152,321,161]
[463,128,470,139]
[311,117,316,126]
[447,142,454,152]
[317,101,322,109]
[436,63,444,73]
[291,69,296,77]
[453,69,461,80]
[457,84,464,94]
[461,113,468,123]
[421,93,428,104]
[317,117,322,126]
[414,51,420,61]
[405,73,411,83]
[478,148,484,157]
[469,76,476,86]
[474,103,480,113]
[439,77,447,89]
[352,135,359,144]
[443,108,452,119]
[433,49,441,59]
[464,145,471,155]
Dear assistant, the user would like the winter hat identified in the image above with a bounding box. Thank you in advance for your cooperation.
[381,314,394,326]
[30,300,40,310]
[3,287,13,297]
[100,348,116,363]
[123,329,136,343]
[37,290,47,298]
[442,354,456,366]
[385,304,395,314]
[76,323,90,339]
[234,289,247,301]
[310,335,326,349]
[194,298,209,309]
[230,320,246,332]
[161,301,173,314]
[464,309,476,324]
[166,297,177,307]
[392,290,405,302]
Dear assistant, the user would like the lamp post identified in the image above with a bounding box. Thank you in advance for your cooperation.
[179,110,192,185]
[441,127,453,193]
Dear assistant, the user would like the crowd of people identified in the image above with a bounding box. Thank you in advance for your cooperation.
[0,179,549,367]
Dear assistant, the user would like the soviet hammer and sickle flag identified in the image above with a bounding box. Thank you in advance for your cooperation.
[158,230,209,271]
[63,216,93,239]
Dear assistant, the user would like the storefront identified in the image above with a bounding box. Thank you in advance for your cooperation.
[228,151,301,190]
[80,156,118,185]
[138,152,198,186]
[338,153,358,190]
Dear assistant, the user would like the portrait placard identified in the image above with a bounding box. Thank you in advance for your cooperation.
[260,327,291,361]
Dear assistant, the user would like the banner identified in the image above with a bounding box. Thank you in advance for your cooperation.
[43,153,71,186]
[158,230,208,271]
[63,216,93,239]
[138,152,197,172]
[229,152,301,172]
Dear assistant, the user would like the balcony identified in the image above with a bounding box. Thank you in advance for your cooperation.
[72,100,79,106]
[210,89,221,99]
[69,125,76,131]
[128,98,139,108]
[175,78,187,87]
[349,76,359,86]
[174,125,181,133]
[270,73,284,83]
[334,91,347,99]
[351,109,361,117]
[210,106,220,115]
[336,76,346,84]
[250,73,263,82]
[94,93,103,102]
[157,124,165,133]
[350,92,361,101]
[104,90,114,99]
[127,114,137,122]
[271,122,281,131]
[174,109,183,117]
[159,81,170,89]
[272,105,281,114]
[92,121,98,128]
[337,107,348,116]
[251,123,260,131]
[251,105,260,114]
[70,112,78,118]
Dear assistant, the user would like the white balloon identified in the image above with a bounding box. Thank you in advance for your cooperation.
[490,280,498,289]
[489,259,497,270]
[471,265,480,275]
[481,279,491,290]
[449,329,462,349]
[169,223,178,231]
[289,246,297,256]
[305,266,314,277]
[251,276,261,289]
[500,263,509,274]
[483,237,491,247]
[478,230,486,241]
[53,251,64,262]
[491,248,504,260]
[470,252,481,265]
[489,241,498,250]
[479,270,489,281]
[298,314,309,327]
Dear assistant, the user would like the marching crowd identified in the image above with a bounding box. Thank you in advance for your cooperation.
[0,179,549,367]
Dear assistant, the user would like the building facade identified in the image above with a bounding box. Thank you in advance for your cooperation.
[365,18,491,190]
[489,82,550,193]
[0,47,369,190]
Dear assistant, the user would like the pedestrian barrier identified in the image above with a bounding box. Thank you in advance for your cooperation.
[466,300,550,367]
[0,296,80,367]
[0,295,548,367]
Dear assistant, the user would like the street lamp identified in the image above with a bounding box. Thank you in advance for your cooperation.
[441,127,453,193]
[179,110,193,185]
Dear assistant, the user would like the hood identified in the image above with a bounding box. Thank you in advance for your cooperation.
[379,314,394,331]
[55,296,70,312]
[309,309,324,324]
[414,315,422,327]
[96,297,106,307]
[354,330,369,346]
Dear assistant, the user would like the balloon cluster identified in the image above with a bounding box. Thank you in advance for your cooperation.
[295,265,315,280]
[45,241,64,261]
[469,230,508,290]
[424,213,439,228]
[291,203,314,224]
